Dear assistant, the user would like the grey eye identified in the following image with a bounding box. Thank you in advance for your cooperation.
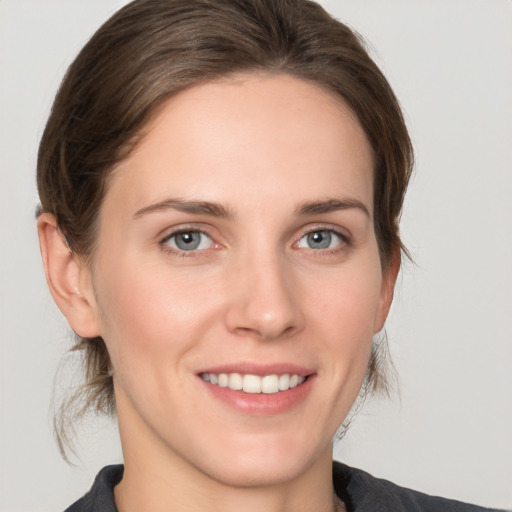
[298,230,342,250]
[166,231,213,251]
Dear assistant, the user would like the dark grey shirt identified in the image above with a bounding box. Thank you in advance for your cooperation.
[64,462,502,511]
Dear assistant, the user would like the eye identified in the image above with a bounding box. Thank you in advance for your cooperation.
[297,229,345,250]
[163,230,213,252]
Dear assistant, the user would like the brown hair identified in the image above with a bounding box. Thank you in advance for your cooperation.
[37,0,413,455]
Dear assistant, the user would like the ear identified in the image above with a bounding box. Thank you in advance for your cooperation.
[374,247,401,333]
[37,213,101,338]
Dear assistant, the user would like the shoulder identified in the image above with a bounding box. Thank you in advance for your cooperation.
[333,461,501,512]
[63,465,123,512]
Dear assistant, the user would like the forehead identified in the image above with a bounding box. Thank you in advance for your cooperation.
[105,73,374,218]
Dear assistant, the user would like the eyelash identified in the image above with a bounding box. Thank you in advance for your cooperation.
[158,225,350,258]
[159,228,216,258]
[295,227,350,255]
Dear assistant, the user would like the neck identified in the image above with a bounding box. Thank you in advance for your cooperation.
[115,446,342,512]
[113,387,345,512]
[114,416,343,512]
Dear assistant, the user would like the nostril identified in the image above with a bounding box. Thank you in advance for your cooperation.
[224,268,305,339]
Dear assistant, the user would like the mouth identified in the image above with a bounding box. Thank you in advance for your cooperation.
[199,372,307,394]
[197,364,315,415]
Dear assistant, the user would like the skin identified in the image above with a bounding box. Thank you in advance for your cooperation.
[38,73,398,512]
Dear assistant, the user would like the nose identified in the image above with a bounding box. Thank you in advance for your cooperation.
[224,252,305,341]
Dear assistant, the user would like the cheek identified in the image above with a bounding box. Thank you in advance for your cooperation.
[312,267,383,336]
[307,262,383,377]
[92,262,223,416]
[93,258,219,364]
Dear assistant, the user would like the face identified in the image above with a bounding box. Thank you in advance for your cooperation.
[79,73,395,488]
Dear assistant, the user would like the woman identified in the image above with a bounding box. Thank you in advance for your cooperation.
[34,0,504,511]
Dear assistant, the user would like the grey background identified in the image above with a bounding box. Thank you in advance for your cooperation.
[1,0,511,510]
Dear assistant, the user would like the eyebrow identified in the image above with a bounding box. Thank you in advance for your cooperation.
[134,198,234,219]
[295,198,371,218]
[134,197,370,220]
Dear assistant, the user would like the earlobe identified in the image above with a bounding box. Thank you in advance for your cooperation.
[37,213,101,338]
[374,248,401,333]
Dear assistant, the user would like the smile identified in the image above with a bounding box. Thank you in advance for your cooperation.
[200,372,306,394]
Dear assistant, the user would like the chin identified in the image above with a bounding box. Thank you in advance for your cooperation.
[201,455,313,488]
[187,428,331,488]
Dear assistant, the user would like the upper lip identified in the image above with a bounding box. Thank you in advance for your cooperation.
[197,362,314,377]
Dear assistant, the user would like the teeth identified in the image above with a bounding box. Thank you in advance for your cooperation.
[229,373,243,390]
[201,372,305,393]
[243,374,261,393]
[278,374,290,390]
[261,375,279,394]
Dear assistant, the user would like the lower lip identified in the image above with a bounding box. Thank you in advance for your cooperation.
[199,375,316,416]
